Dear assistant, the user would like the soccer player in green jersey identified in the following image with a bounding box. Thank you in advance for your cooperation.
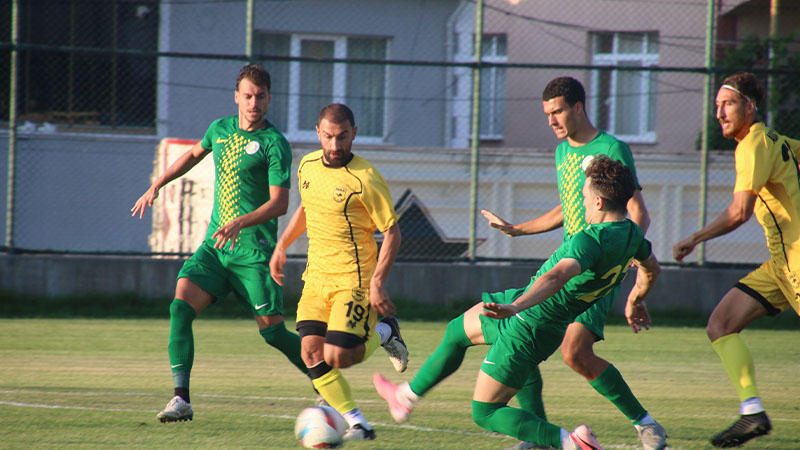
[131,64,308,423]
[375,156,660,449]
[674,72,800,448]
[481,77,665,449]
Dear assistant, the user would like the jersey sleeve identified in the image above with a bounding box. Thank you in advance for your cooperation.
[734,136,771,193]
[561,232,602,272]
[266,135,292,189]
[635,238,653,261]
[606,140,642,191]
[199,118,223,150]
[359,168,399,232]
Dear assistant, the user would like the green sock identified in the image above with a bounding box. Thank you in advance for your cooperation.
[259,322,309,375]
[515,365,547,420]
[409,314,472,396]
[472,400,561,448]
[168,299,196,372]
[588,364,647,422]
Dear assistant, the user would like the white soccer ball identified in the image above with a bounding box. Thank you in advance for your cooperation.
[294,405,347,449]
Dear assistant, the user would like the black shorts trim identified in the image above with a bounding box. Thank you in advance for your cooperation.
[326,330,367,349]
[733,282,781,316]
[297,320,328,338]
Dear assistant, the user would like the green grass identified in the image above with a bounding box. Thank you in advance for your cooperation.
[1,318,798,449]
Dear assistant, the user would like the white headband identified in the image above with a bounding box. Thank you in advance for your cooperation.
[721,84,757,110]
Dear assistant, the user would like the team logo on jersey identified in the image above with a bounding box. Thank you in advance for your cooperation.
[302,180,310,189]
[333,186,347,202]
[245,141,260,155]
[581,155,595,172]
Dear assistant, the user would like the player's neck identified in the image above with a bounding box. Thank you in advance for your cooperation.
[588,210,626,225]
[239,115,267,132]
[566,122,599,147]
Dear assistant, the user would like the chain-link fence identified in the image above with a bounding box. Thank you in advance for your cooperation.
[2,0,799,265]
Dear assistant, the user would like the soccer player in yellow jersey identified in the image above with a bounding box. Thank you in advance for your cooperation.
[270,103,406,441]
[674,72,800,448]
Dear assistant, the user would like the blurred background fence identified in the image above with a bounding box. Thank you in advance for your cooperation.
[1,0,799,265]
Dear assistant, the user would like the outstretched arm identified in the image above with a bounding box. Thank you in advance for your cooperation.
[269,204,307,286]
[370,223,401,317]
[131,141,210,218]
[624,253,660,333]
[627,190,650,234]
[673,190,756,263]
[480,204,563,237]
[482,258,581,319]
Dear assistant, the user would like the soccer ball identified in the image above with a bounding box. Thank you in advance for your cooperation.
[294,405,347,449]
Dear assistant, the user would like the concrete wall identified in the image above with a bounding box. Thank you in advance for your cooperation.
[0,253,750,316]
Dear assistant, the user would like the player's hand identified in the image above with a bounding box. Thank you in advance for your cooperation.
[480,209,520,237]
[672,237,696,263]
[369,283,396,317]
[212,219,242,251]
[131,186,160,219]
[269,246,287,286]
[625,300,651,333]
[480,302,518,320]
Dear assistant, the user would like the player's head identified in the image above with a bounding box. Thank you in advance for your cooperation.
[582,156,635,221]
[316,103,358,167]
[235,64,271,128]
[716,72,762,141]
[542,77,587,140]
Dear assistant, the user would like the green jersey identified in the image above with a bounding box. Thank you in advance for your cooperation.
[200,115,292,250]
[519,219,651,328]
[555,132,641,239]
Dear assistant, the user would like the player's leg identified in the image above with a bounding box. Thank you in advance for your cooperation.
[566,295,667,450]
[707,283,774,447]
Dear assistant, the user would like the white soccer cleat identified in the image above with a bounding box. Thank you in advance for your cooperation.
[372,373,412,423]
[342,423,376,441]
[569,425,604,450]
[380,317,409,373]
[157,395,193,423]
[635,421,668,450]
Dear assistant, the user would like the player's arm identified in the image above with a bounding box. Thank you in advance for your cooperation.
[673,189,756,263]
[370,223,401,317]
[482,258,581,319]
[269,204,308,286]
[625,253,660,333]
[131,141,210,218]
[480,204,564,237]
[627,190,650,234]
[212,185,289,250]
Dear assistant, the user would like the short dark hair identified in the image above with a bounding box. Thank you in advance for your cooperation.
[236,63,271,92]
[720,72,764,108]
[585,156,636,212]
[318,103,356,127]
[542,77,586,107]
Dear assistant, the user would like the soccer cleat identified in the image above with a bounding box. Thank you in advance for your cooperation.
[569,425,604,450]
[157,395,193,423]
[372,373,412,423]
[503,441,554,449]
[380,317,409,373]
[710,411,771,448]
[342,423,376,441]
[634,421,668,450]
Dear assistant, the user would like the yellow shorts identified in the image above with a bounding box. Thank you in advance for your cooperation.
[738,259,800,316]
[296,277,377,341]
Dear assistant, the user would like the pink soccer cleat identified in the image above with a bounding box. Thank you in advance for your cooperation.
[372,373,412,423]
[570,425,604,450]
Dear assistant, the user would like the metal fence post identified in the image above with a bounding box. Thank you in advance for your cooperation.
[697,0,716,265]
[5,0,19,250]
[468,0,484,262]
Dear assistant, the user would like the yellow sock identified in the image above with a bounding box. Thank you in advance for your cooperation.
[363,331,381,361]
[712,334,759,401]
[312,368,355,415]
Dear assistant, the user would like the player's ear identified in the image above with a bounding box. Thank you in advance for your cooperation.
[351,126,357,140]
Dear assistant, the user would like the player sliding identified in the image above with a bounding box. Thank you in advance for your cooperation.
[674,72,800,448]
[375,156,660,450]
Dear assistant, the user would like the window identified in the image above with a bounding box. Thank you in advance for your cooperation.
[448,30,507,147]
[255,33,389,143]
[3,0,159,130]
[591,32,658,143]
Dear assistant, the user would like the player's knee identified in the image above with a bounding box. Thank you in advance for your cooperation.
[170,299,196,324]
[471,401,500,431]
[324,347,359,369]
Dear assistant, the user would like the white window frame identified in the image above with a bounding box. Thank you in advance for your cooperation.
[590,32,659,144]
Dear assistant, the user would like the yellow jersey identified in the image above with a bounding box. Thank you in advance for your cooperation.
[734,122,800,269]
[298,150,398,286]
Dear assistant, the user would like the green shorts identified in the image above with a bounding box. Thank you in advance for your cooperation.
[572,286,619,341]
[177,240,283,316]
[481,318,567,390]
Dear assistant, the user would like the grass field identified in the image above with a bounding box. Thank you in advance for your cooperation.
[1,318,798,449]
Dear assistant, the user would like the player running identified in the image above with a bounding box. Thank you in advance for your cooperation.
[269,103,407,441]
[674,72,800,448]
[375,156,660,450]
